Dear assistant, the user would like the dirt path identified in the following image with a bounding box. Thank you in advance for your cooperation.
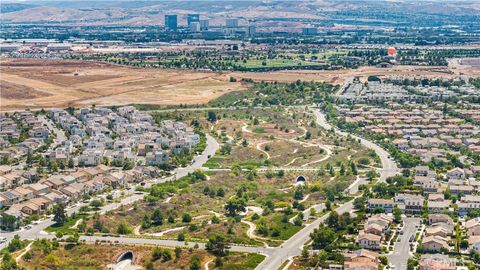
[242,122,252,133]
[256,141,272,159]
[300,145,332,167]
[204,258,214,270]
[16,242,33,263]
[133,225,141,236]
[241,220,270,248]
[69,219,83,229]
[143,226,186,237]
[284,157,302,167]
[242,122,332,166]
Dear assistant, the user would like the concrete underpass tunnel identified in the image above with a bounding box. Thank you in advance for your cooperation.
[117,250,134,262]
[296,175,308,182]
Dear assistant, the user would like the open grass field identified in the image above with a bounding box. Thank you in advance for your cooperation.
[0,58,246,111]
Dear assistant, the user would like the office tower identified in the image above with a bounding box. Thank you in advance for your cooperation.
[200,19,209,30]
[302,27,317,35]
[226,18,239,28]
[187,14,200,26]
[189,22,201,32]
[248,25,256,35]
[165,14,178,31]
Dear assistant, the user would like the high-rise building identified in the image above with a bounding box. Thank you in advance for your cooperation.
[187,14,200,26]
[200,19,209,30]
[189,22,201,32]
[165,15,178,31]
[302,27,317,35]
[248,26,256,35]
[226,18,239,28]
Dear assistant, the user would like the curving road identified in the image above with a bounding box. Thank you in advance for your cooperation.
[1,108,400,270]
[0,134,219,250]
[254,108,400,270]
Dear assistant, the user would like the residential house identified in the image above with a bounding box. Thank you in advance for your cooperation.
[146,150,169,166]
[428,214,453,226]
[457,202,480,216]
[415,166,432,177]
[395,193,424,215]
[466,218,480,236]
[26,183,50,196]
[367,198,394,213]
[447,168,465,179]
[0,190,21,206]
[356,233,381,250]
[418,254,456,270]
[425,226,451,238]
[469,236,480,252]
[42,191,67,205]
[427,200,452,213]
[343,249,380,270]
[422,236,449,252]
[104,172,126,189]
[60,185,82,201]
[13,186,35,201]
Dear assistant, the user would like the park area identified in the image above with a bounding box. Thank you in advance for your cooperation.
[41,106,379,248]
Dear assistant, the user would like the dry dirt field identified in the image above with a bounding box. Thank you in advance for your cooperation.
[233,65,471,84]
[0,58,246,111]
[2,58,476,111]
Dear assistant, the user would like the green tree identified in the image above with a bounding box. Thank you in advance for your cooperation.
[152,209,164,226]
[117,223,132,235]
[174,247,182,261]
[393,206,402,223]
[0,214,18,231]
[190,256,201,270]
[89,200,103,210]
[68,157,75,168]
[53,204,66,226]
[207,111,217,123]
[224,197,246,217]
[310,225,335,249]
[1,252,18,270]
[206,234,229,256]
[49,160,58,172]
[182,213,192,223]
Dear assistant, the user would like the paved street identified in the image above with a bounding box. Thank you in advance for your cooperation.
[1,109,400,270]
[255,109,400,270]
[312,108,398,182]
[0,134,218,249]
[39,114,67,149]
[79,235,274,255]
[388,217,421,269]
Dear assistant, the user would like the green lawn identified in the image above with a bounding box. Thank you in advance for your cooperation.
[222,253,266,270]
[203,156,225,169]
[45,214,87,235]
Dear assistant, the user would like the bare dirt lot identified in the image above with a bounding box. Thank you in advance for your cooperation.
[233,65,470,84]
[0,58,246,111]
[2,58,476,111]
